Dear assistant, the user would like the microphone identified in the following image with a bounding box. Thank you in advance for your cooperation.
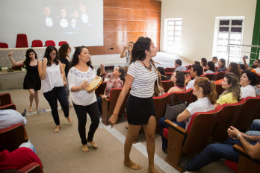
[108,48,114,50]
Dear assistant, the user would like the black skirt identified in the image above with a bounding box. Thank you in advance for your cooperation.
[126,94,156,125]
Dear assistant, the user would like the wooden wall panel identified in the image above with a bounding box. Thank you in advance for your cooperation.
[89,0,161,55]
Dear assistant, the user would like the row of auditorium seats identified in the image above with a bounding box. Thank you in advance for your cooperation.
[0,33,68,48]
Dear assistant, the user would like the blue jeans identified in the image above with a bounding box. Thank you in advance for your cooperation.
[185,138,257,171]
[246,119,260,136]
[19,141,36,154]
[159,117,186,150]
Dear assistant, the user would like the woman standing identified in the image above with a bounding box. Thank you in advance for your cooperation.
[8,49,41,112]
[110,37,159,173]
[68,46,100,152]
[38,46,72,133]
[58,43,73,107]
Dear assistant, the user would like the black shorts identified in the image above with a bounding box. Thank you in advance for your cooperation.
[126,94,156,125]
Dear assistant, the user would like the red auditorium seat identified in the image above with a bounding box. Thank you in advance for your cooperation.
[201,72,218,81]
[45,40,56,46]
[162,80,174,92]
[165,67,176,72]
[168,88,193,105]
[32,40,43,47]
[0,42,8,48]
[59,41,68,46]
[214,71,227,81]
[16,34,28,48]
[185,65,191,70]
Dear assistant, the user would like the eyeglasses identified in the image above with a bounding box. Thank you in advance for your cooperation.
[50,54,56,56]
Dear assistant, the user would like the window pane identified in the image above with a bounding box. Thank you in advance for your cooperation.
[175,21,182,25]
[220,20,230,25]
[229,40,241,45]
[168,21,174,25]
[175,31,181,36]
[175,26,182,31]
[217,46,227,52]
[175,37,181,42]
[232,20,243,26]
[230,34,242,40]
[231,27,242,33]
[218,33,229,39]
[219,27,229,32]
[218,40,228,45]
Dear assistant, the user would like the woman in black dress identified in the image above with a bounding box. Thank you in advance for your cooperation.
[8,49,41,112]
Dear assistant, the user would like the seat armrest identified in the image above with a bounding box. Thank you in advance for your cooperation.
[233,144,260,163]
[165,119,187,135]
[19,162,42,173]
[100,94,109,101]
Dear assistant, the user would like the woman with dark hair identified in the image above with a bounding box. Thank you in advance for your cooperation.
[240,70,257,98]
[68,46,100,152]
[38,46,72,133]
[58,44,72,107]
[204,61,216,74]
[157,67,170,81]
[217,58,227,72]
[167,71,185,93]
[201,58,207,70]
[109,37,160,172]
[194,61,201,65]
[228,62,241,78]
[8,49,41,112]
[97,64,126,114]
[239,64,246,71]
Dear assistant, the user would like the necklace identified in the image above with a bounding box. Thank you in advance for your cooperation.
[141,61,152,71]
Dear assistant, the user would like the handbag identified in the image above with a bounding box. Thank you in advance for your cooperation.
[165,95,187,121]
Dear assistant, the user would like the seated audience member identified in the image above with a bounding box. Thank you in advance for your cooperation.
[247,119,260,136]
[204,61,215,74]
[0,109,27,129]
[185,125,260,171]
[186,64,203,90]
[97,64,125,114]
[175,59,187,71]
[228,62,241,79]
[240,70,257,98]
[212,56,218,67]
[239,64,246,71]
[168,71,185,93]
[243,56,260,74]
[216,73,240,105]
[217,58,227,72]
[157,67,170,81]
[159,77,216,152]
[201,58,207,70]
[0,147,43,172]
[194,61,200,65]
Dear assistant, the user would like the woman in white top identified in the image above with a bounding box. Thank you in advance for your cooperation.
[120,42,134,66]
[110,37,162,173]
[204,61,216,74]
[68,46,99,152]
[240,70,257,98]
[38,46,72,133]
[159,77,217,152]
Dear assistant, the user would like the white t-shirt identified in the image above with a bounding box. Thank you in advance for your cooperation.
[125,50,131,66]
[128,61,157,98]
[254,67,260,74]
[68,67,96,106]
[185,97,215,129]
[60,19,68,28]
[0,109,27,129]
[186,78,196,90]
[204,70,214,74]
[241,85,256,98]
[45,17,53,27]
[81,13,88,23]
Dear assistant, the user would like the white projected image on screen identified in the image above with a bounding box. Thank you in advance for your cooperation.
[0,0,103,47]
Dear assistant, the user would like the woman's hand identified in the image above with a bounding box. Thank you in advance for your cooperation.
[227,126,241,139]
[101,95,107,99]
[109,113,118,128]
[63,80,67,86]
[80,80,89,90]
[8,52,14,57]
[43,57,47,65]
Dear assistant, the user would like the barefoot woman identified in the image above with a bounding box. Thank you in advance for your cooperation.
[68,46,100,152]
[110,37,159,173]
[8,49,41,112]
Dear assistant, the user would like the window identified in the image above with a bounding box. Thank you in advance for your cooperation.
[212,17,244,63]
[164,18,182,53]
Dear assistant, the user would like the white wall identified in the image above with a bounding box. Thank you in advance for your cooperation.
[160,0,257,62]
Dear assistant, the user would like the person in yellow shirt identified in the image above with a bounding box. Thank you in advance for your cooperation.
[216,73,241,105]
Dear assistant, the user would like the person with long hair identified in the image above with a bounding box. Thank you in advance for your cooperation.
[159,77,217,152]
[217,58,227,72]
[157,67,170,81]
[201,58,207,70]
[216,73,240,105]
[68,46,100,152]
[58,43,72,107]
[97,64,126,114]
[38,46,72,133]
[204,61,216,74]
[8,49,41,112]
[240,70,257,98]
[109,37,160,173]
[228,62,241,79]
[120,42,135,66]
[167,71,185,93]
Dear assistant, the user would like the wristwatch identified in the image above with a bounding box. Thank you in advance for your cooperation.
[237,133,241,139]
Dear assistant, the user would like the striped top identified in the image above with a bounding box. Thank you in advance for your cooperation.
[128,61,157,98]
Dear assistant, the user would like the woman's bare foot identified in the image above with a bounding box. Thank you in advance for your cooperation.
[148,167,158,173]
[88,141,98,148]
[124,160,142,170]
[28,106,32,112]
[67,117,73,124]
[125,124,128,129]
[82,145,89,152]
[54,125,60,133]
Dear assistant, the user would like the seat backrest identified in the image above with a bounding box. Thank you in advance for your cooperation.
[95,81,107,98]
[214,71,227,81]
[161,80,174,93]
[108,88,129,115]
[257,74,260,84]
[201,72,218,81]
[165,72,173,78]
[216,83,224,98]
[59,41,68,46]
[0,93,12,106]
[182,70,191,75]
[235,96,260,132]
[0,104,16,110]
[45,40,56,46]
[153,93,169,130]
[168,88,193,105]
[211,99,246,142]
[0,42,8,48]
[16,34,28,48]
[183,105,223,153]
[185,65,191,70]
[32,40,43,47]
[18,162,42,173]
[0,123,27,152]
[165,67,175,72]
